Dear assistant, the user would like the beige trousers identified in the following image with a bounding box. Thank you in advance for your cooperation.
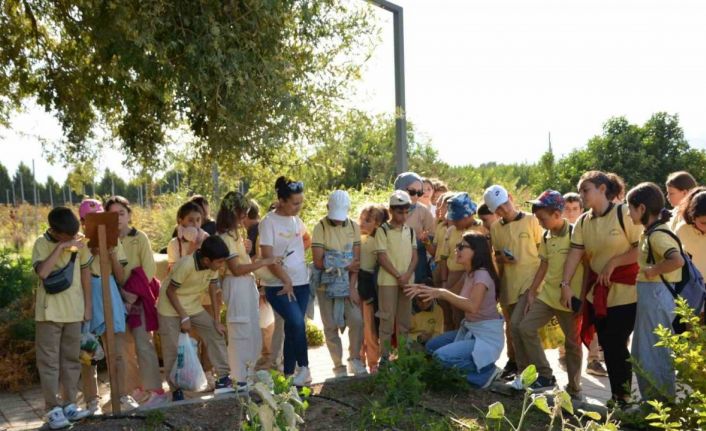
[316,287,363,372]
[377,285,412,357]
[36,321,82,410]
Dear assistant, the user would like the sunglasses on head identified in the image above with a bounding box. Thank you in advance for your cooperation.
[455,243,471,252]
[407,189,424,197]
[287,181,304,193]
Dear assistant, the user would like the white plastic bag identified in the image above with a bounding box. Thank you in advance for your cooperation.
[169,333,208,392]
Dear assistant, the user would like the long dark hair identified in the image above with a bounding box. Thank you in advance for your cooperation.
[626,182,670,227]
[462,231,500,298]
[216,191,251,234]
[666,171,697,192]
[176,201,203,222]
[274,176,304,201]
[579,171,625,202]
[681,186,706,225]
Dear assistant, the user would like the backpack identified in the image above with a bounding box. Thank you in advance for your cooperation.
[378,222,415,245]
[578,203,626,235]
[543,224,574,244]
[646,227,706,334]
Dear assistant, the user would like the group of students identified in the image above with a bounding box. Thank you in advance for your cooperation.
[30,168,706,429]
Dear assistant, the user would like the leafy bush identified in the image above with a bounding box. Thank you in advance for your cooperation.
[0,248,36,308]
[305,319,325,348]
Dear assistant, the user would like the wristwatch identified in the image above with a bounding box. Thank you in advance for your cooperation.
[560,280,570,289]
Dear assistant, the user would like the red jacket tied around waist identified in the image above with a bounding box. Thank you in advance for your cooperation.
[123,267,160,331]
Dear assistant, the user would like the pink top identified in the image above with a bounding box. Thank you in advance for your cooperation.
[459,269,500,322]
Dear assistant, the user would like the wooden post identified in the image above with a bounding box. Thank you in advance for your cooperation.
[97,224,121,414]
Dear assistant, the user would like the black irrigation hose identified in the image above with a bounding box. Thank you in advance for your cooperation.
[90,413,177,430]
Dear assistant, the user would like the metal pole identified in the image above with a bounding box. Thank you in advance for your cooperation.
[370,0,407,174]
[32,160,38,233]
[11,181,16,206]
[19,171,24,204]
[111,177,115,196]
[5,189,9,206]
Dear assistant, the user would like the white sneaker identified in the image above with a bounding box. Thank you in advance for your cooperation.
[87,399,102,416]
[120,395,140,412]
[507,375,525,391]
[63,403,91,422]
[47,406,70,430]
[333,367,348,379]
[141,391,170,409]
[347,359,368,376]
[292,366,312,387]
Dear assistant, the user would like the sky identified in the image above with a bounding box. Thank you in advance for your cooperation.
[2,0,706,183]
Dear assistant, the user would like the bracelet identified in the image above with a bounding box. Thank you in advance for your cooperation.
[181,316,190,323]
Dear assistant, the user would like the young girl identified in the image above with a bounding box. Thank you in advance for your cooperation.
[216,191,280,391]
[562,171,643,407]
[666,171,697,230]
[405,231,504,388]
[260,176,312,386]
[358,204,388,373]
[627,182,684,402]
[105,195,166,408]
[166,202,209,272]
[77,199,131,413]
[675,187,706,281]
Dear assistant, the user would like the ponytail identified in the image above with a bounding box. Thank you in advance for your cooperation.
[666,171,697,192]
[579,171,624,201]
[274,176,304,201]
[626,182,668,226]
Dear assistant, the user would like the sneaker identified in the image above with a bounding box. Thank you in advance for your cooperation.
[292,366,312,387]
[63,403,91,422]
[481,366,503,389]
[586,360,608,377]
[120,395,140,412]
[500,361,518,381]
[214,375,236,394]
[87,398,102,416]
[47,406,70,430]
[529,375,557,392]
[142,390,169,409]
[333,367,348,379]
[172,389,184,402]
[506,375,525,391]
[348,359,369,376]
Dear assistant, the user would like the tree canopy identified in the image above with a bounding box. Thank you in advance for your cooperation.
[1,0,376,168]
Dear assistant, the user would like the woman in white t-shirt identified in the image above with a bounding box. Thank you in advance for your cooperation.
[405,231,504,389]
[260,176,312,386]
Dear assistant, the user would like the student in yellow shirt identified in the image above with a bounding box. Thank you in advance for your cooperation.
[509,191,584,398]
[675,187,706,277]
[394,172,435,283]
[105,195,166,409]
[430,192,454,287]
[562,171,643,407]
[483,185,543,380]
[358,204,389,373]
[665,171,697,230]
[627,182,685,402]
[216,191,280,391]
[439,193,488,330]
[477,204,498,232]
[32,207,93,429]
[375,190,418,362]
[157,236,232,401]
[409,296,444,344]
[166,201,209,272]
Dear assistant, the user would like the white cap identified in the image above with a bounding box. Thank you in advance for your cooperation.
[483,185,509,213]
[327,190,351,221]
[389,190,412,207]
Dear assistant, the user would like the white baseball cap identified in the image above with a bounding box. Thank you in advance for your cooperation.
[483,185,509,213]
[327,190,351,221]
[389,190,412,207]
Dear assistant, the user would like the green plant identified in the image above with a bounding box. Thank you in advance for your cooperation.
[485,365,621,431]
[645,298,706,430]
[242,370,310,431]
[305,319,325,348]
[144,409,167,431]
[0,248,36,308]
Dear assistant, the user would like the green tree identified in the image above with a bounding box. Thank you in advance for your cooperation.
[0,162,12,204]
[41,176,62,206]
[2,1,377,168]
[12,162,34,204]
[96,169,127,199]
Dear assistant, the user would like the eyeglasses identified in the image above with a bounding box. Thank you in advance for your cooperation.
[455,243,471,252]
[407,189,424,197]
[287,181,304,193]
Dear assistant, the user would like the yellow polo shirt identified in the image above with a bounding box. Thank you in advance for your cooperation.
[490,212,543,305]
[675,221,706,277]
[432,221,448,262]
[157,252,220,317]
[89,240,128,277]
[441,220,488,272]
[374,223,417,286]
[32,232,93,322]
[410,305,444,341]
[537,221,583,311]
[571,204,643,307]
[311,218,361,252]
[220,230,252,277]
[120,228,157,281]
[638,224,682,283]
[360,234,377,273]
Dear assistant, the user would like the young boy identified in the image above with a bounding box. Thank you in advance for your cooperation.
[562,193,583,224]
[509,191,584,397]
[409,297,444,345]
[439,192,488,330]
[157,236,233,401]
[375,190,418,362]
[483,185,543,380]
[32,207,93,429]
[478,203,498,232]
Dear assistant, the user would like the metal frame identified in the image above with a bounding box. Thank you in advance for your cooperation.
[369,0,408,174]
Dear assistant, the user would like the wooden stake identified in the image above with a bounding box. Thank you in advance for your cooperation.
[98,225,121,414]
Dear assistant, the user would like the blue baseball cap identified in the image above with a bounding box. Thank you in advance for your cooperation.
[528,190,565,212]
[446,193,478,221]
